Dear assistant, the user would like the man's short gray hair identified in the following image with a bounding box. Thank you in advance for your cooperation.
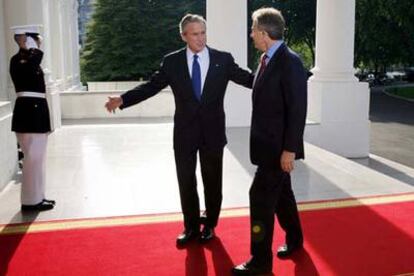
[252,7,285,40]
[179,14,206,34]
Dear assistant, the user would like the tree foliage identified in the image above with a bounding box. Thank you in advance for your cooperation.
[80,0,204,82]
[81,0,414,81]
[355,0,414,72]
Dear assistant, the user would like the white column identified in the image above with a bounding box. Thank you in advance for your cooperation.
[46,0,71,92]
[0,0,8,101]
[49,0,64,90]
[0,0,18,190]
[312,0,358,82]
[307,0,370,157]
[62,0,81,91]
[70,0,82,90]
[65,1,74,90]
[60,0,70,90]
[42,0,62,129]
[41,0,54,86]
[207,0,251,127]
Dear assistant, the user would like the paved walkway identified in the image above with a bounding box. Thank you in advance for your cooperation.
[1,121,413,225]
[370,86,414,168]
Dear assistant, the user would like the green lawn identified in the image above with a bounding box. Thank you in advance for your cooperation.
[386,87,414,99]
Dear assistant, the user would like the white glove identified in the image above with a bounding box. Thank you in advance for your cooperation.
[25,36,38,49]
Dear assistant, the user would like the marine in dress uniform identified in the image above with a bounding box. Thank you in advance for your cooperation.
[10,25,55,211]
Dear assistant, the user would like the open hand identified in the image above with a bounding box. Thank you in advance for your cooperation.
[105,96,123,113]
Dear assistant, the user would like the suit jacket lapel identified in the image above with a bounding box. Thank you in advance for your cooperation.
[200,47,218,103]
[252,60,263,87]
[252,43,286,103]
[178,48,197,101]
[253,43,286,91]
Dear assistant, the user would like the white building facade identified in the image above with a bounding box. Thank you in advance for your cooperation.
[0,0,369,190]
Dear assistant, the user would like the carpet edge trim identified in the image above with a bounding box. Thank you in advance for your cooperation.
[1,192,414,235]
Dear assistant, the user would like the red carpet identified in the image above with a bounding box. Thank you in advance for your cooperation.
[1,200,414,276]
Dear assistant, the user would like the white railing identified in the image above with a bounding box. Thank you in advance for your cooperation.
[60,87,174,119]
[86,81,142,91]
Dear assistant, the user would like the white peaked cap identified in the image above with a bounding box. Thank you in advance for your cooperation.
[11,25,42,35]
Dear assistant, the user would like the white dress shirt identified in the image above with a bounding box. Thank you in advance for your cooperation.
[186,47,210,94]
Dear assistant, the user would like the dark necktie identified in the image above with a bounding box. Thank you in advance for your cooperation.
[257,53,268,78]
[192,54,201,101]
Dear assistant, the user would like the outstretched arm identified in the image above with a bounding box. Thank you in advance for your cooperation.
[104,57,169,113]
[105,96,123,113]
[227,54,254,89]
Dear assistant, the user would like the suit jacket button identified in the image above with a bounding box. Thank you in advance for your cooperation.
[34,104,38,108]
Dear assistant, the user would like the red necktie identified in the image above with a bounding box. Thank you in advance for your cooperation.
[257,53,268,78]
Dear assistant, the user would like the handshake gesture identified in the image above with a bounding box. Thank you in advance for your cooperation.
[105,96,123,113]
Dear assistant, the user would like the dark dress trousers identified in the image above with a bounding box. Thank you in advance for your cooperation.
[10,48,51,133]
[249,43,307,265]
[120,47,253,230]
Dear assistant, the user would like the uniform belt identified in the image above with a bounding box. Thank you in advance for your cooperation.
[16,92,46,99]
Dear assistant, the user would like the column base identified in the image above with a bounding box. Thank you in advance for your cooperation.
[306,79,370,158]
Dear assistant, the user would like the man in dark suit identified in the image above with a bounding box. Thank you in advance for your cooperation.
[233,8,307,275]
[105,14,253,246]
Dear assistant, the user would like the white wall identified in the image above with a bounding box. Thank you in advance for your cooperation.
[61,89,175,119]
[0,103,17,192]
[0,0,8,101]
[49,0,65,90]
[0,0,18,191]
[70,0,81,89]
[87,81,141,91]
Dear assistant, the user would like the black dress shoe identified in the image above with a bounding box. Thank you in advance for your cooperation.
[276,243,303,258]
[199,226,215,243]
[21,201,55,212]
[176,229,200,247]
[232,259,272,275]
[43,199,56,205]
